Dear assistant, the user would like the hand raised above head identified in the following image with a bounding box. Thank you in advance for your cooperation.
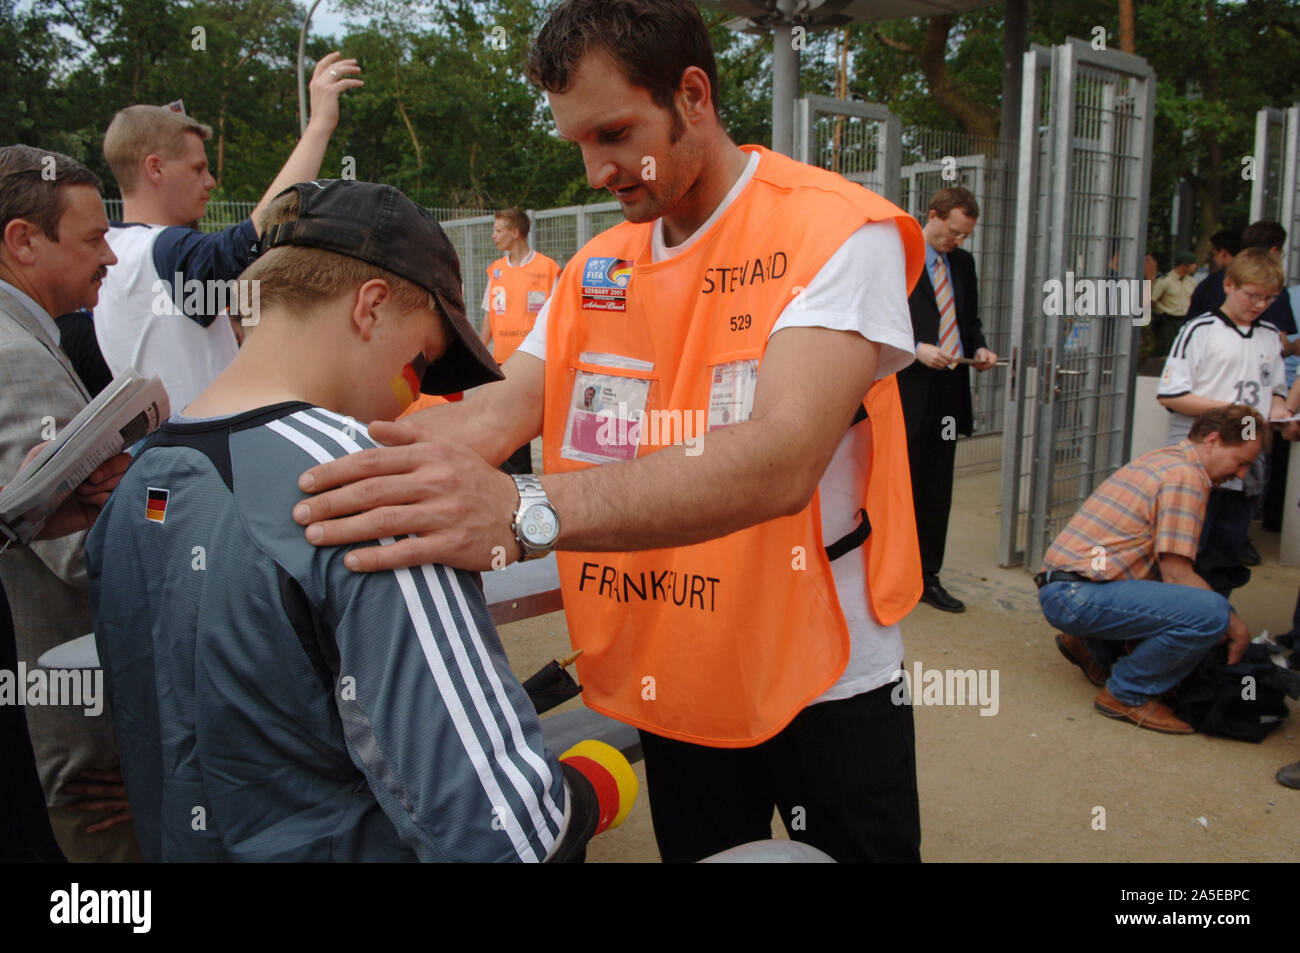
[308,51,364,133]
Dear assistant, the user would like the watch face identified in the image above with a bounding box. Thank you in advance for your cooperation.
[520,503,558,546]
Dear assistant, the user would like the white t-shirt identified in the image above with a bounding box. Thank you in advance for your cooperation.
[1159,310,1287,444]
[518,151,918,704]
[95,224,242,412]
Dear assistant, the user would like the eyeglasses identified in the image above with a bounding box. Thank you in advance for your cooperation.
[1238,290,1278,306]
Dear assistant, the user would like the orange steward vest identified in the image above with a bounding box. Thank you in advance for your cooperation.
[542,145,925,747]
[486,251,561,363]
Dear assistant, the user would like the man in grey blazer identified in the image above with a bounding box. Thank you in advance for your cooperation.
[0,145,137,861]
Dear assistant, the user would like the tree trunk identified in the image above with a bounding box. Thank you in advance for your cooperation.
[1118,0,1136,53]
[915,17,1000,139]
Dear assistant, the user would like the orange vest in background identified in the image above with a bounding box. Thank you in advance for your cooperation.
[399,392,461,418]
[485,251,561,364]
[542,145,924,747]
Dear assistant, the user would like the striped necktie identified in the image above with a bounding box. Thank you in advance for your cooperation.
[932,256,959,356]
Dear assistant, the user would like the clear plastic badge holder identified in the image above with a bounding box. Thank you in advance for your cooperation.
[561,353,654,465]
[708,358,759,431]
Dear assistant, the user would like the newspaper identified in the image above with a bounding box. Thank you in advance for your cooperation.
[0,370,168,546]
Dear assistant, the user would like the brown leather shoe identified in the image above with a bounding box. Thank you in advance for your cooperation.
[1055,633,1108,687]
[1094,689,1194,734]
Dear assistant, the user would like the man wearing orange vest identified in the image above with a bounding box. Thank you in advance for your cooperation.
[290,0,926,862]
[479,207,561,474]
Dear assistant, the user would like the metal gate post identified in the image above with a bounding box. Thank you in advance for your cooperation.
[998,46,1052,568]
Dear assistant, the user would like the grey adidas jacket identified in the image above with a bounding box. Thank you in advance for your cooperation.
[87,403,568,861]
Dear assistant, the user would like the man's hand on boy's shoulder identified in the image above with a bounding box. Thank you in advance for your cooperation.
[293,421,521,573]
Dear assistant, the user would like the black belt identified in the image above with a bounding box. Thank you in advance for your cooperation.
[1033,570,1100,588]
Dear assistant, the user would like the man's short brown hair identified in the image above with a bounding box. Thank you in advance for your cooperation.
[237,189,436,320]
[103,105,213,194]
[527,0,720,119]
[1225,247,1284,295]
[1189,404,1271,452]
[928,187,979,220]
[495,207,531,241]
[0,145,102,242]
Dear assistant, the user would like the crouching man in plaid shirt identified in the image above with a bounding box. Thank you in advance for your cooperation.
[1036,405,1268,734]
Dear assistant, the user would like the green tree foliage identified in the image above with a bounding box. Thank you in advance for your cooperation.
[5,0,1299,245]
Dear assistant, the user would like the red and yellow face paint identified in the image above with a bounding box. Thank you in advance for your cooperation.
[390,352,429,411]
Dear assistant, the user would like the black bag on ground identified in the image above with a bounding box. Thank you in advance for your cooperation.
[1171,643,1300,742]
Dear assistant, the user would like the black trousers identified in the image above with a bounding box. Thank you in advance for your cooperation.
[0,582,64,862]
[1195,486,1255,598]
[638,681,921,863]
[906,402,960,580]
[1262,442,1290,532]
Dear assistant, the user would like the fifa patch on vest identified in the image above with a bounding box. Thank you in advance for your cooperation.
[581,257,633,312]
[145,487,169,524]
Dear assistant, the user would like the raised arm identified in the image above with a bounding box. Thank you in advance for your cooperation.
[249,52,363,235]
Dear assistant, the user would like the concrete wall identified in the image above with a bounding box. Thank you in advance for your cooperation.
[1131,375,1170,458]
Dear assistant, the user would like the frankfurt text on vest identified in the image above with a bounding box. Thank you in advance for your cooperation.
[578,561,720,611]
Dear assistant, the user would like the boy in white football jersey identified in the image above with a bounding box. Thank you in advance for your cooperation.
[1158,248,1290,594]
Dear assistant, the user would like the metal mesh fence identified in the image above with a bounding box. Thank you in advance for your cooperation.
[807,110,893,197]
[102,199,259,232]
[996,42,1154,568]
[438,203,620,333]
[1037,62,1148,553]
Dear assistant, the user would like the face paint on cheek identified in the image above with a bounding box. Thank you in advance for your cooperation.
[391,352,429,409]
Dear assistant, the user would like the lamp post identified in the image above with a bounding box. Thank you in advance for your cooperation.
[297,0,326,134]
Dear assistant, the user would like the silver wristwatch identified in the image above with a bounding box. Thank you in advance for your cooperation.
[510,474,560,560]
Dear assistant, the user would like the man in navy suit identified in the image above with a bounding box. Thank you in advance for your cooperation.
[897,188,998,613]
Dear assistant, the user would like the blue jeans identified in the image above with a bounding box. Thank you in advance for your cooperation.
[1038,580,1229,705]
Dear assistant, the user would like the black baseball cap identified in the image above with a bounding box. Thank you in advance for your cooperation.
[258,179,504,395]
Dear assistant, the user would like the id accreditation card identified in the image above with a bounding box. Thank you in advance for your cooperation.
[708,358,758,430]
[561,368,651,465]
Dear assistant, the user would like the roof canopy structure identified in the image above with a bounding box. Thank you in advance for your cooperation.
[698,0,1021,156]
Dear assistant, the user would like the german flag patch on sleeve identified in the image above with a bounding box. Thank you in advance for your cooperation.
[145,487,169,523]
